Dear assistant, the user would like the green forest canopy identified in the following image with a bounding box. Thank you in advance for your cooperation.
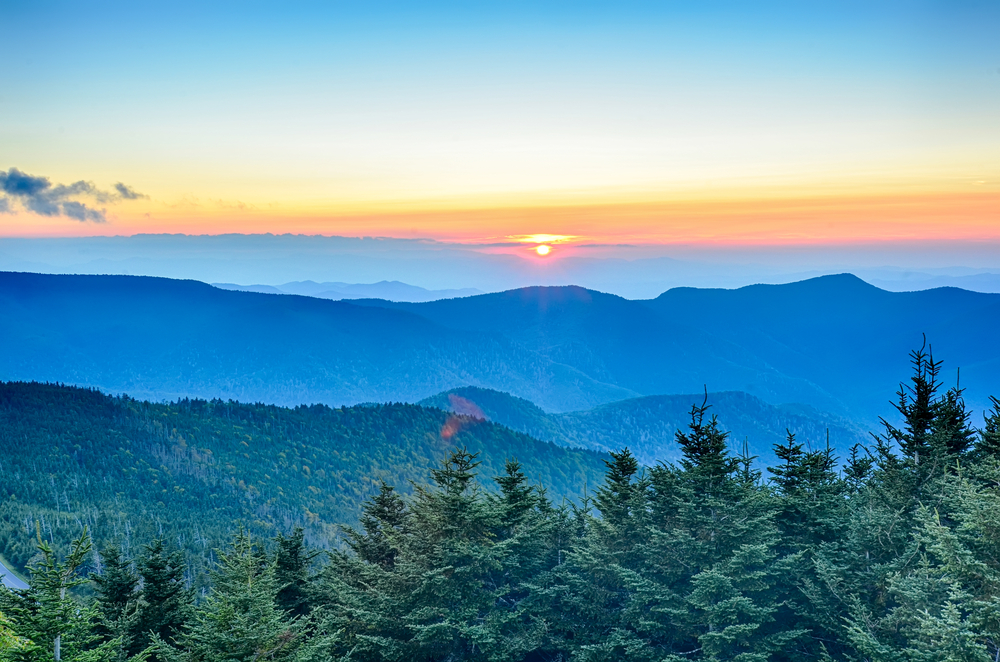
[0,382,607,581]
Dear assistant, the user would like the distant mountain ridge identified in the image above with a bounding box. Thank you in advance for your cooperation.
[0,271,633,411]
[2,271,998,432]
[861,271,1000,294]
[212,279,482,302]
[356,275,1000,425]
[419,386,868,467]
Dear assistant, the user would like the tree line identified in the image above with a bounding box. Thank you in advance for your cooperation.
[2,344,1000,661]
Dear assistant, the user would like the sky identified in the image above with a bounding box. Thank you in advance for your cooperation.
[1,1,999,258]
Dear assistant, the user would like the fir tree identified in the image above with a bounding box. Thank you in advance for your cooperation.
[973,395,1000,460]
[769,430,807,496]
[392,448,501,661]
[844,502,998,661]
[540,449,653,659]
[880,342,977,475]
[155,532,300,662]
[273,528,318,618]
[675,393,738,481]
[493,458,539,532]
[593,449,642,532]
[0,528,117,662]
[683,543,806,662]
[931,378,976,457]
[881,340,942,465]
[654,396,751,568]
[843,443,874,492]
[343,481,409,569]
[735,438,762,487]
[313,449,509,662]
[130,540,192,657]
[769,431,842,550]
[91,543,139,647]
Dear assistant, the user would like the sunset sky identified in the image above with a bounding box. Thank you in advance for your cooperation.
[1,1,999,248]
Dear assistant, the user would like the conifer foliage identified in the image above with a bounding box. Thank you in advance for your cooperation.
[1,344,999,661]
[1,529,118,662]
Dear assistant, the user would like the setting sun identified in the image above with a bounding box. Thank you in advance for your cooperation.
[535,245,552,256]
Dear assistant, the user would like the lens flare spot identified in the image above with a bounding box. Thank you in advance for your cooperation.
[535,244,551,256]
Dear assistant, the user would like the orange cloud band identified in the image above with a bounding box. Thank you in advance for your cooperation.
[3,190,998,245]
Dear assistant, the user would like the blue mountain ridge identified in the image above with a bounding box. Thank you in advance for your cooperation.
[2,271,997,460]
[418,385,868,468]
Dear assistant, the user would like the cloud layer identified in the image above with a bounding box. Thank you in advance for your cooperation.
[0,168,147,222]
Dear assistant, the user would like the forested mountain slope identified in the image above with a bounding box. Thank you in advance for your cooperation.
[420,386,868,466]
[0,381,607,580]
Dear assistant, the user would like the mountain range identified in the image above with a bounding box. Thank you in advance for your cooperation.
[213,280,482,303]
[418,386,868,467]
[2,270,998,448]
[861,271,1000,293]
[350,277,1000,425]
[7,234,1000,300]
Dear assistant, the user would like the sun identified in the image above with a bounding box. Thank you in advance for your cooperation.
[535,244,551,256]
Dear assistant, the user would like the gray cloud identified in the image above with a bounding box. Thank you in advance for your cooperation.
[0,167,147,222]
[61,200,106,222]
[114,182,147,200]
[0,169,49,196]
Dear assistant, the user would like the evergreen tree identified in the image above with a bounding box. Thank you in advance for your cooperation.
[487,460,571,660]
[880,341,976,479]
[593,449,641,529]
[0,529,117,662]
[343,482,409,569]
[155,532,300,662]
[769,431,842,551]
[512,495,594,660]
[973,395,1000,460]
[548,449,652,660]
[591,449,650,568]
[493,458,539,533]
[844,503,998,661]
[130,540,193,657]
[683,543,806,662]
[273,528,318,619]
[651,399,799,660]
[734,438,762,488]
[769,431,807,496]
[489,458,555,581]
[675,394,738,480]
[393,448,503,661]
[931,379,976,457]
[843,443,874,492]
[765,432,847,659]
[653,398,751,569]
[882,340,942,465]
[312,449,513,661]
[91,543,139,647]
[0,611,27,655]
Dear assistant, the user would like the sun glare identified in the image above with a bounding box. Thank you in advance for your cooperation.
[535,245,551,256]
[511,234,577,244]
